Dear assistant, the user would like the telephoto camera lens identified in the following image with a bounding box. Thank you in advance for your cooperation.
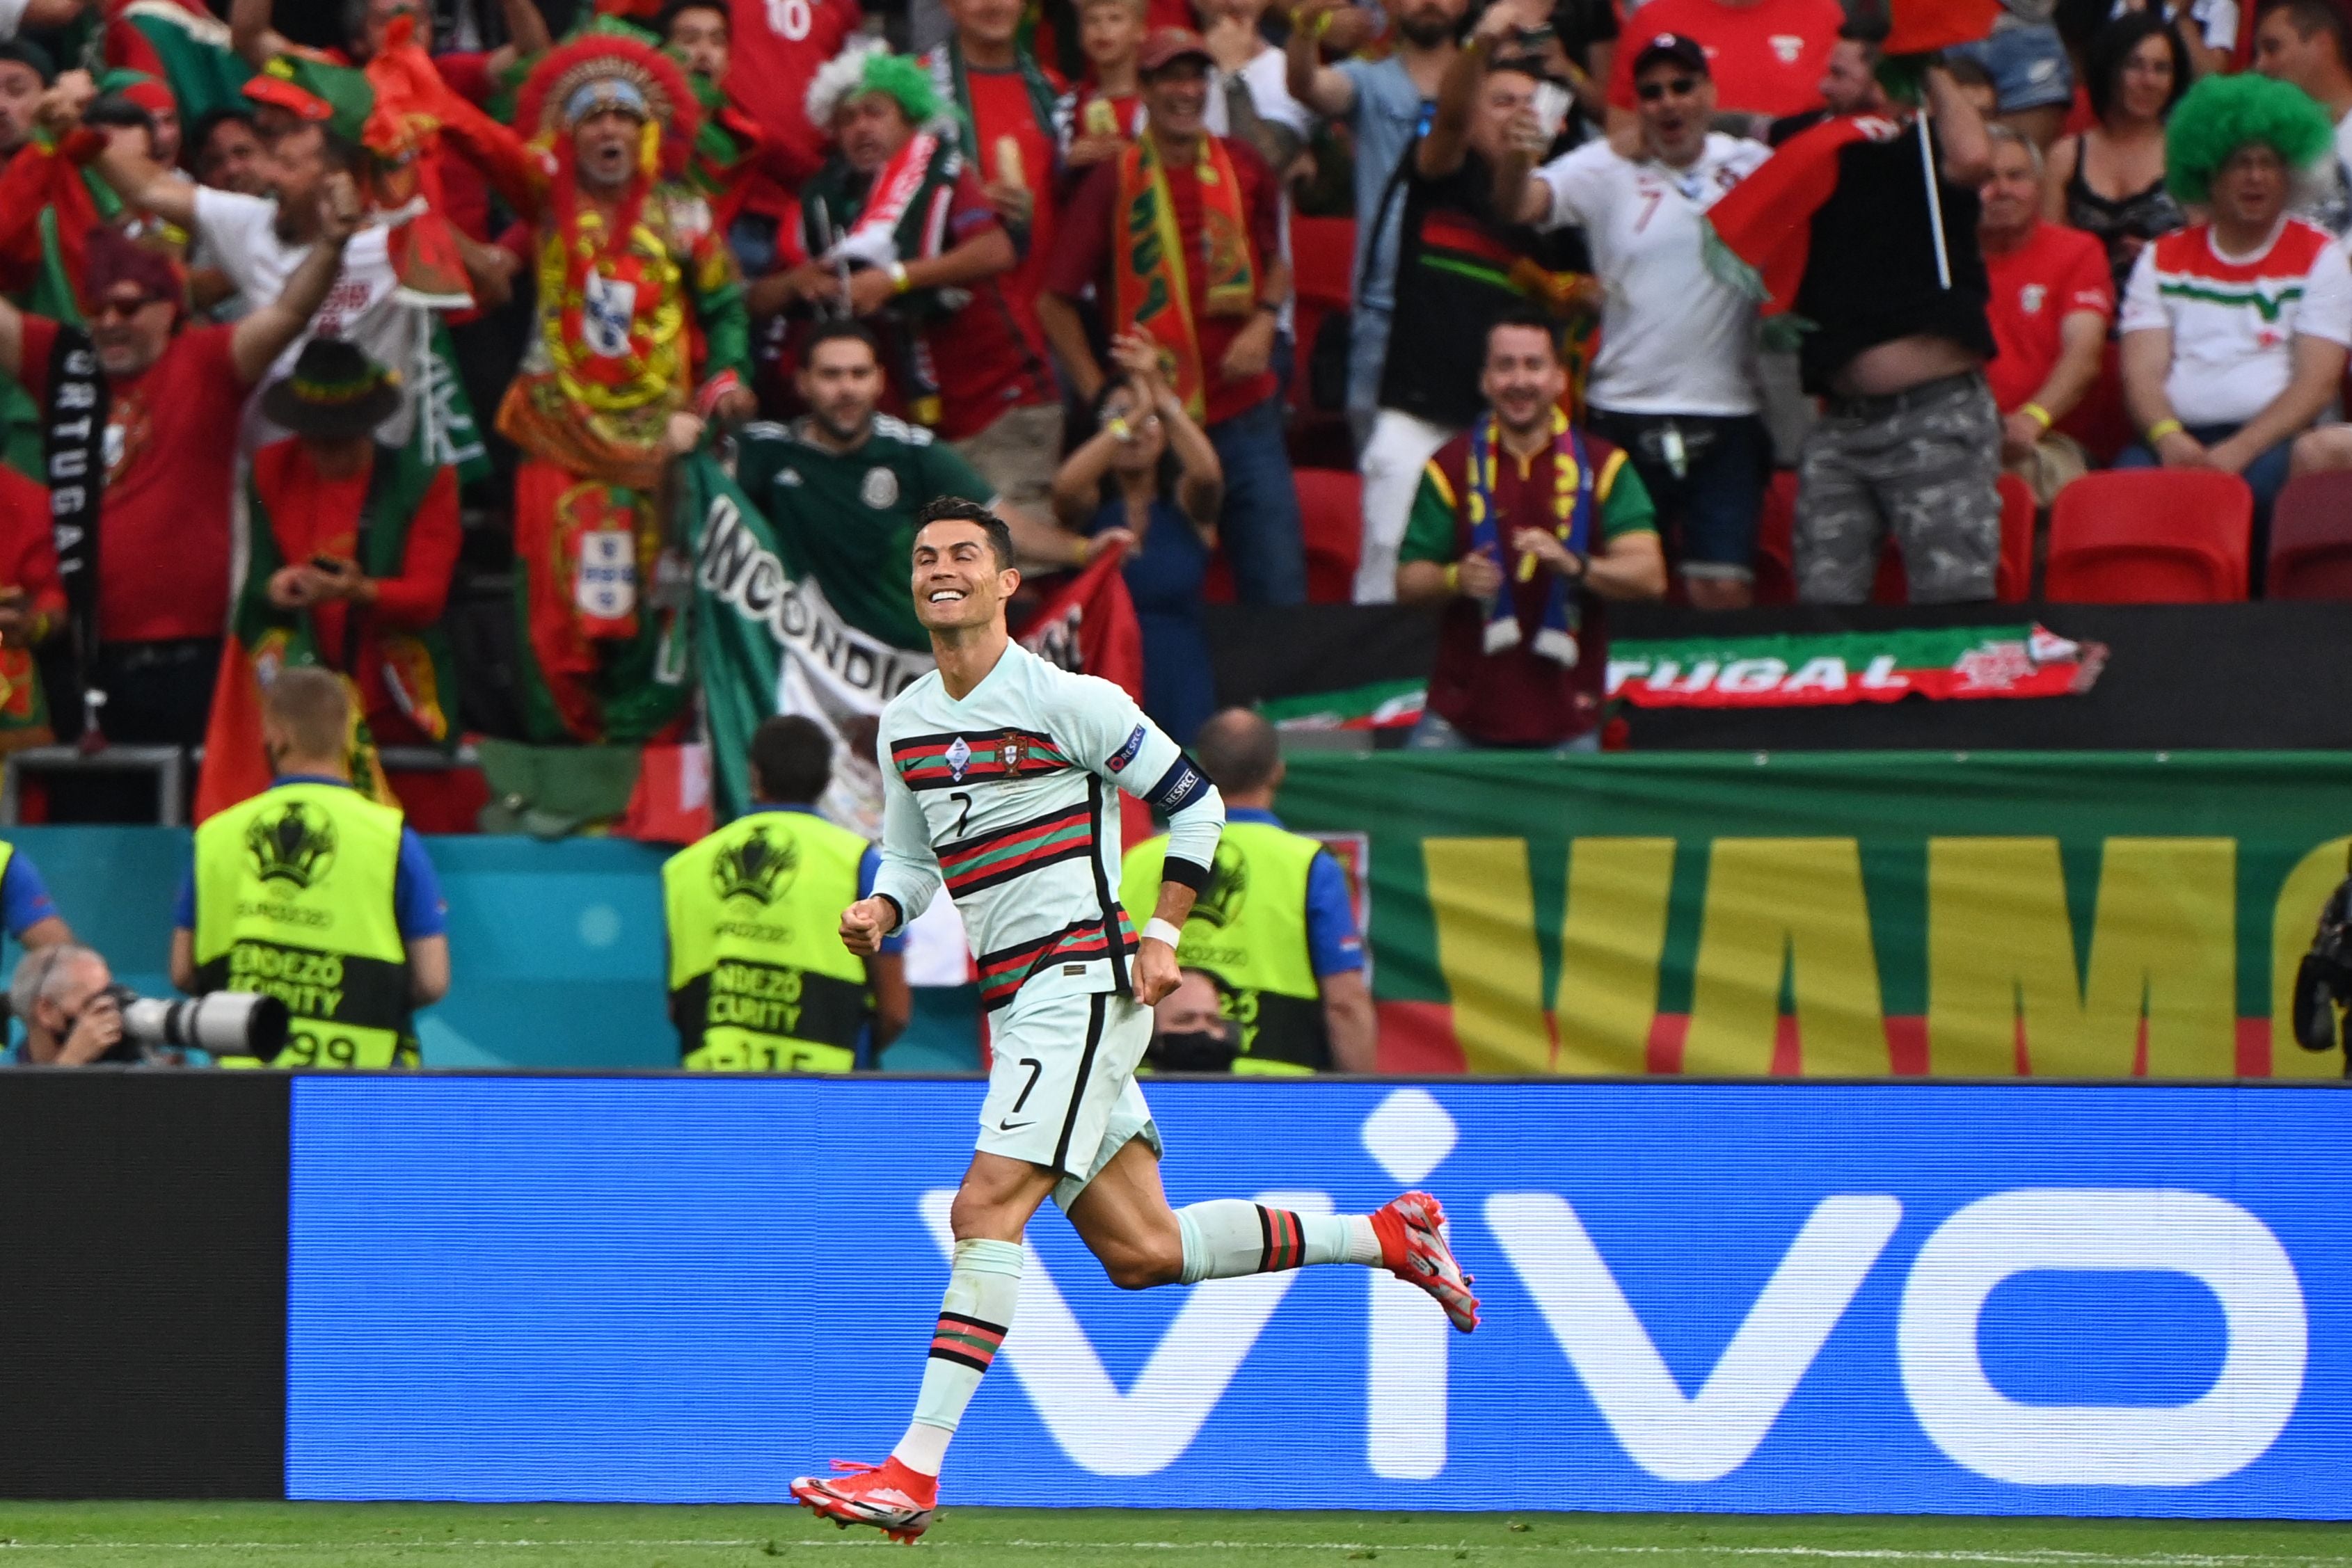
[118,992,292,1057]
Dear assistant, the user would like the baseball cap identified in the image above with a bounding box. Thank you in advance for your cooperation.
[242,54,376,144]
[1138,26,1215,74]
[1630,32,1710,78]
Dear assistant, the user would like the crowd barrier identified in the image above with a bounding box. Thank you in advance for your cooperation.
[8,1073,2344,1513]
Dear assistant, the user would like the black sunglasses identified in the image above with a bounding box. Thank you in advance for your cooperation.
[1636,75,1701,101]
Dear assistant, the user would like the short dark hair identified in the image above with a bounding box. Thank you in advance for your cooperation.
[749,714,834,804]
[270,116,363,173]
[84,97,158,138]
[801,317,882,367]
[1192,708,1281,794]
[2088,9,2191,121]
[660,0,731,37]
[2258,0,2352,61]
[189,106,256,161]
[1485,305,1562,361]
[1840,3,1890,45]
[913,496,1015,570]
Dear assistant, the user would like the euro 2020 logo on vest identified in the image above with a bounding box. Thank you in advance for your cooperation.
[712,825,798,905]
[1191,844,1248,928]
[246,801,337,890]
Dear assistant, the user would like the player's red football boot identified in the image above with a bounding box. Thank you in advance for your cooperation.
[790,1457,937,1543]
[1372,1190,1481,1332]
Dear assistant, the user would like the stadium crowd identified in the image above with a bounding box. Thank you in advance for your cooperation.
[0,0,2344,781]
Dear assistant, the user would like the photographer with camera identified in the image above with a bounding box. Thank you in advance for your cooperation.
[6,945,122,1066]
[167,666,448,1069]
[2291,844,2352,1075]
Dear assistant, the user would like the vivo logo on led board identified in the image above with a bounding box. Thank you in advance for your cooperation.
[284,1078,2350,1516]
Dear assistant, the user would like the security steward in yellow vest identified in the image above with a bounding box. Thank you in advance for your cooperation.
[662,715,911,1071]
[169,666,451,1067]
[1120,708,1378,1073]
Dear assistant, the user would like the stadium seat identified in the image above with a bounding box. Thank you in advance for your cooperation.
[2044,470,2253,602]
[1287,217,1358,461]
[1870,472,2037,603]
[2266,472,2352,600]
[1295,467,1364,602]
[1291,217,1355,312]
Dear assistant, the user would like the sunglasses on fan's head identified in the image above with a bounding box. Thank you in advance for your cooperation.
[1636,76,1700,101]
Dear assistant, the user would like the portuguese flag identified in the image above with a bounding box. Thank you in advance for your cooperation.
[106,0,255,124]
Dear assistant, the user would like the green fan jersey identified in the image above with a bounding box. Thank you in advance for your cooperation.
[734,415,1001,651]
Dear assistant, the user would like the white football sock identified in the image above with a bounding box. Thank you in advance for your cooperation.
[1176,1200,1383,1283]
[891,1236,1023,1478]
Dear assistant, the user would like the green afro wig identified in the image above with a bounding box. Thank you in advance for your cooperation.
[804,39,953,132]
[2164,72,2333,207]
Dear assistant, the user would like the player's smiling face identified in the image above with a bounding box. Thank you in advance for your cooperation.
[911,520,1018,632]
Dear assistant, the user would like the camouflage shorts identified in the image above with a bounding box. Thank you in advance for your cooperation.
[1795,372,2001,604]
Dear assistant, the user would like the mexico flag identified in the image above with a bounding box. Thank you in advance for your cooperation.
[680,449,1146,833]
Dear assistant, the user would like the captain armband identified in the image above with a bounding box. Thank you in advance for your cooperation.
[1147,755,1212,815]
[1159,856,1212,893]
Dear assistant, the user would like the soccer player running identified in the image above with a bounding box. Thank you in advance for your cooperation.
[793,499,1479,1540]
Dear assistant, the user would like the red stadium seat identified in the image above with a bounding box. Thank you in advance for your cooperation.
[1291,217,1355,312]
[1870,472,2037,603]
[1295,467,1364,602]
[2268,472,2352,600]
[2044,470,2253,602]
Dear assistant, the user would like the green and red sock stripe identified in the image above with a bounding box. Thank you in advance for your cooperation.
[939,803,1095,897]
[891,729,1074,790]
[1256,1206,1305,1273]
[929,1311,1008,1373]
[977,914,1138,1009]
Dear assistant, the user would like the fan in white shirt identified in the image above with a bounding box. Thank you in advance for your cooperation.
[1500,31,1772,607]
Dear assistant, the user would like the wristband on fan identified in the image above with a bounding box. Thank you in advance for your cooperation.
[1144,917,1186,949]
[1443,561,1461,593]
[2021,401,2053,430]
[889,261,912,294]
[2145,417,2184,445]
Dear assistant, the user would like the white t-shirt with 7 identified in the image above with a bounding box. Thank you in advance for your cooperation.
[1535,131,1772,417]
[193,186,427,445]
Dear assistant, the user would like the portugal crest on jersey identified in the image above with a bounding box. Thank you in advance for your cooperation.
[247,801,337,890]
[713,826,798,904]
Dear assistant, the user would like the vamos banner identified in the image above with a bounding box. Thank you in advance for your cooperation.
[1273,751,2352,1080]
[283,1077,2350,1515]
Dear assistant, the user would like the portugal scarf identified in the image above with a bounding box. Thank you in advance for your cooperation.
[1113,131,1256,422]
[1469,409,1600,668]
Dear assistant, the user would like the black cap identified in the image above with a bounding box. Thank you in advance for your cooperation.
[0,37,57,86]
[1630,31,1710,79]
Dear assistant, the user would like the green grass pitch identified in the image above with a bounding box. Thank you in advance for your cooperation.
[0,1505,2343,1567]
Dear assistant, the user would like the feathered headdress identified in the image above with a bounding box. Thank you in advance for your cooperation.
[804,38,955,135]
[514,28,701,177]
